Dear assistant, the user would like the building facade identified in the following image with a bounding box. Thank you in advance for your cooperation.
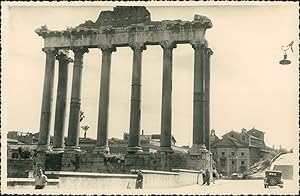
[211,128,271,176]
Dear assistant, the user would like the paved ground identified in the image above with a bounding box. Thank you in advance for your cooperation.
[171,179,299,195]
[5,179,298,195]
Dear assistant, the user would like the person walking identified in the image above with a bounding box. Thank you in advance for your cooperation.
[135,170,143,189]
[34,168,48,189]
[204,168,210,185]
[201,170,206,185]
[197,169,204,184]
[212,168,217,184]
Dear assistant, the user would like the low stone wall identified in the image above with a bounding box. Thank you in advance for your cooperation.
[131,170,179,189]
[172,169,202,186]
[131,169,201,188]
[7,178,59,189]
[7,159,34,178]
[45,171,137,190]
[125,152,208,172]
[42,169,200,191]
[39,151,209,174]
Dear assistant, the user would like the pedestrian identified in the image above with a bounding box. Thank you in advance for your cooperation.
[197,169,204,184]
[201,170,206,185]
[212,168,217,184]
[34,168,48,189]
[205,168,210,185]
[135,170,143,189]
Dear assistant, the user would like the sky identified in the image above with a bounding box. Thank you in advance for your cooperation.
[2,2,299,149]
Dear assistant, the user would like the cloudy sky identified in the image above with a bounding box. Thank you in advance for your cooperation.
[2,2,298,149]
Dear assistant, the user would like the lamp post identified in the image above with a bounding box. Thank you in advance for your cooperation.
[279,41,294,65]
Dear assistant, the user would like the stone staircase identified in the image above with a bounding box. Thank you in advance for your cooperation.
[243,149,289,178]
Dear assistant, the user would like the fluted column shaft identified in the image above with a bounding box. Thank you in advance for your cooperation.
[53,50,72,151]
[66,47,89,150]
[37,48,57,152]
[95,45,116,152]
[204,48,213,150]
[127,43,146,153]
[159,41,176,152]
[192,43,206,147]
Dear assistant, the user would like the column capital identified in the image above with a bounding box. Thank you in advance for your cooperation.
[191,42,206,50]
[98,44,116,53]
[129,42,146,51]
[42,47,57,54]
[71,47,89,56]
[205,48,214,56]
[160,40,177,49]
[56,49,73,63]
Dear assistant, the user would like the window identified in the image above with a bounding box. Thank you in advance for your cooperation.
[242,136,245,140]
[220,160,226,166]
[12,153,18,159]
[231,152,235,156]
[221,152,225,155]
[241,152,245,156]
[241,160,245,165]
[232,160,235,165]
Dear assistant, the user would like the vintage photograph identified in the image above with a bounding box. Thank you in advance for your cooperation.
[1,1,298,195]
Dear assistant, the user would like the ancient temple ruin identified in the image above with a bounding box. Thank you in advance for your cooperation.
[35,6,213,171]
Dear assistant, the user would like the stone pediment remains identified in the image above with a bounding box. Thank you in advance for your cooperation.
[94,6,151,28]
[76,6,212,29]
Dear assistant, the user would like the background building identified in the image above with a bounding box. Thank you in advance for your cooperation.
[79,130,188,154]
[210,127,272,176]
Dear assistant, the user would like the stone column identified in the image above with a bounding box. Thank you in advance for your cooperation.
[192,42,206,149]
[53,50,72,152]
[95,45,116,153]
[159,41,176,152]
[37,47,57,152]
[204,48,213,150]
[65,47,89,151]
[127,42,146,153]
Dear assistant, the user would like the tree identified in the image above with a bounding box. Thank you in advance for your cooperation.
[81,125,90,139]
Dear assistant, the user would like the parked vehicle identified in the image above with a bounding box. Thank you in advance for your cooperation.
[264,170,283,188]
[231,173,243,180]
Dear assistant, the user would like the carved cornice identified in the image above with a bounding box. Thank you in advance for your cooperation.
[126,24,145,33]
[101,26,116,35]
[193,15,213,29]
[37,19,209,37]
[160,40,177,49]
[35,25,50,38]
[36,26,99,38]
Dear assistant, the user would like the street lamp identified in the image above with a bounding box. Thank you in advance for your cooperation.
[279,41,294,65]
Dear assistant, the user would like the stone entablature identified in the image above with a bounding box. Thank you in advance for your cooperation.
[35,8,212,48]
